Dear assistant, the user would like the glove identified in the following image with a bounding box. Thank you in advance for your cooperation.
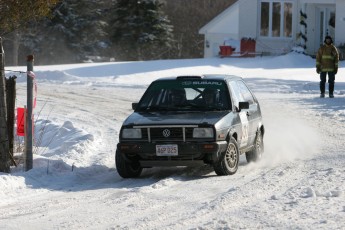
[334,67,338,75]
[316,66,321,74]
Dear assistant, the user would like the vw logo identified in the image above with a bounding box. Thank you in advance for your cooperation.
[162,129,171,137]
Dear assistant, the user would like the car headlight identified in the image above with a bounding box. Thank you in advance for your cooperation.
[122,128,142,139]
[193,128,214,138]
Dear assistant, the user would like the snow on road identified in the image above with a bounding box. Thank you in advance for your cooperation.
[1,53,345,229]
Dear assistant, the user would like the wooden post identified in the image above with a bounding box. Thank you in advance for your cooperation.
[0,37,10,173]
[6,76,17,166]
[25,55,34,171]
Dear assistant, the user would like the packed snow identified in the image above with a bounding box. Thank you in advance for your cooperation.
[1,52,345,229]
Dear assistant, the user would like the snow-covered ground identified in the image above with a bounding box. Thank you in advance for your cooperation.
[1,52,345,229]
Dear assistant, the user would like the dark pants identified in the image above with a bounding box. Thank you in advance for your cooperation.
[320,72,335,95]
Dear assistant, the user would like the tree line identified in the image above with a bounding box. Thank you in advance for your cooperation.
[1,0,235,66]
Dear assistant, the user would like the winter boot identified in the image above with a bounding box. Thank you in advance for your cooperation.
[320,82,325,98]
[329,83,334,98]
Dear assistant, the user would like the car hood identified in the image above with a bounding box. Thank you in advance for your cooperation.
[123,111,229,126]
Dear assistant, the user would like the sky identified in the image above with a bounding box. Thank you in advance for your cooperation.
[1,52,345,229]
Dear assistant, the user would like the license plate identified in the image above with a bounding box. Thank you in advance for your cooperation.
[156,144,178,156]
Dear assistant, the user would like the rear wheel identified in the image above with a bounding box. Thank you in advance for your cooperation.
[213,137,239,176]
[115,150,142,178]
[246,130,263,163]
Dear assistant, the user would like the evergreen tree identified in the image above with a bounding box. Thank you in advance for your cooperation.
[21,0,110,64]
[110,0,174,60]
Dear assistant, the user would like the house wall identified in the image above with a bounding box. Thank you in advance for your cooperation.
[305,4,317,55]
[204,33,239,57]
[207,5,239,34]
[255,39,294,55]
[255,0,296,55]
[304,1,344,56]
[201,0,344,58]
[335,0,345,46]
[201,3,240,57]
[238,0,258,39]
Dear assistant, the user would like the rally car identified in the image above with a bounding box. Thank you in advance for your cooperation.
[116,75,264,178]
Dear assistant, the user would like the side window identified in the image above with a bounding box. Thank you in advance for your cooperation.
[236,81,255,104]
[228,81,242,109]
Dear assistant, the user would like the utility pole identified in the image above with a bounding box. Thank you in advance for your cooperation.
[25,55,34,171]
[0,37,10,173]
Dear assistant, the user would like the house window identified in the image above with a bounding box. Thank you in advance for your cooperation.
[260,1,293,38]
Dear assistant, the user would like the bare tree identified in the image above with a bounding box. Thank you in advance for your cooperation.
[163,0,236,58]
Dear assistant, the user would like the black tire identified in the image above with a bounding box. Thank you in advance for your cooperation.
[246,130,263,163]
[213,137,239,176]
[115,150,143,178]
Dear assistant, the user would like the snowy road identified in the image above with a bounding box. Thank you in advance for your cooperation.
[2,82,345,229]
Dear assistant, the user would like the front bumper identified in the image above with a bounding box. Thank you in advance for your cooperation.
[117,141,228,167]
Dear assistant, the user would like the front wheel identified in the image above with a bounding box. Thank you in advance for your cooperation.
[246,130,264,163]
[213,137,239,176]
[115,150,142,178]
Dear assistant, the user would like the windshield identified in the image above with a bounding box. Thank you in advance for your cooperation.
[136,79,231,112]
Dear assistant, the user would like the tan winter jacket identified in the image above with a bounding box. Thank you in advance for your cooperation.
[316,44,339,72]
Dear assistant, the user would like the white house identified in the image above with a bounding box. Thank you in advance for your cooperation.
[199,0,345,57]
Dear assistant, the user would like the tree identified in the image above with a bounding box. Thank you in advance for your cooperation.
[24,0,110,64]
[0,0,59,34]
[0,1,61,66]
[2,0,235,64]
[0,0,59,172]
[163,0,236,58]
[3,0,110,65]
[110,0,174,60]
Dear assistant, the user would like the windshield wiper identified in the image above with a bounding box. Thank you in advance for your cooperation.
[144,105,170,111]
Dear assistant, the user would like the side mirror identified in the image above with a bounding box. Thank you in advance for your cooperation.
[132,103,138,110]
[238,102,249,111]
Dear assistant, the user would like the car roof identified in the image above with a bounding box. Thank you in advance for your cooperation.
[152,74,243,82]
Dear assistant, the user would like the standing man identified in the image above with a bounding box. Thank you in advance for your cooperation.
[316,35,339,98]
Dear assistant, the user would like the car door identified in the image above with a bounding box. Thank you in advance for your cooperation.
[228,81,250,148]
[236,80,260,145]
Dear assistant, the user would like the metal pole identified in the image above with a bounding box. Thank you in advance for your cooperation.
[25,55,34,171]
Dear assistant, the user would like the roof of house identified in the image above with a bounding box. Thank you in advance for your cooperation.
[199,0,240,34]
